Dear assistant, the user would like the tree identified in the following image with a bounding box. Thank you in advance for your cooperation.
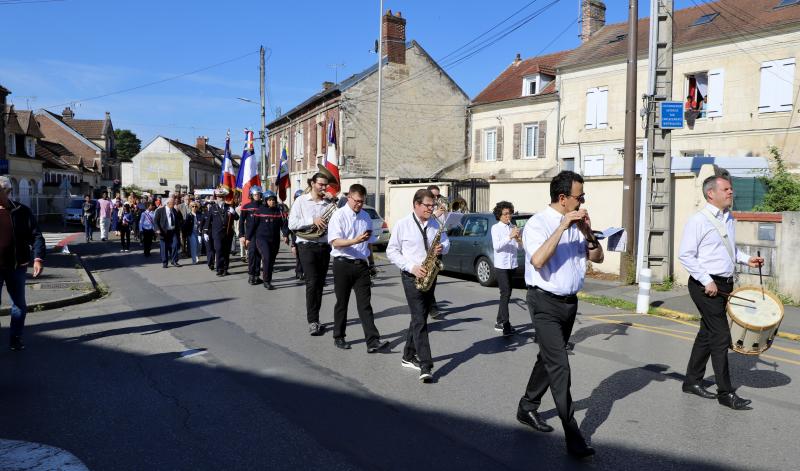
[753,146,800,212]
[114,129,141,162]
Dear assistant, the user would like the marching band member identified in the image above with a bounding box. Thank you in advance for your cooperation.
[246,190,287,290]
[491,201,520,336]
[516,171,602,459]
[239,186,264,285]
[327,184,389,353]
[386,189,450,383]
[426,185,446,319]
[288,170,335,336]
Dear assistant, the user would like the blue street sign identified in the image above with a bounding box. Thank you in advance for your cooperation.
[0,159,9,175]
[660,101,684,129]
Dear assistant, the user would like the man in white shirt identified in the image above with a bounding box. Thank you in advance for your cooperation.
[288,172,334,336]
[426,185,446,319]
[516,171,603,459]
[491,201,521,336]
[386,189,450,383]
[678,173,763,410]
[328,184,389,353]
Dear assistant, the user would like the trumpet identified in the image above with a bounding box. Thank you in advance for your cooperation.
[508,222,522,244]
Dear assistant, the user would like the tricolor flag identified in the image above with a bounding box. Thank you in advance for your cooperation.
[275,139,290,201]
[323,120,341,196]
[236,130,261,205]
[219,131,237,203]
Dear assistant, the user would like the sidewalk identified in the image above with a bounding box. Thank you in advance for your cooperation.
[581,277,800,340]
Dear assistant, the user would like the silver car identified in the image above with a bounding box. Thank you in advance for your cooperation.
[63,198,95,225]
[363,205,390,250]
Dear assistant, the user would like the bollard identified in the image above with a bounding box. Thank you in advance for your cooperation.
[636,268,652,314]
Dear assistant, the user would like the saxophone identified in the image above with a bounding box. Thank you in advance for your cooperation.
[415,217,446,292]
[294,199,337,240]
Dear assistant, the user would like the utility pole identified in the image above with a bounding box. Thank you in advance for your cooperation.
[643,0,675,283]
[375,0,384,215]
[260,46,268,185]
[621,0,638,282]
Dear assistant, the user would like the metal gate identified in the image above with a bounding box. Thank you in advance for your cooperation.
[450,178,490,213]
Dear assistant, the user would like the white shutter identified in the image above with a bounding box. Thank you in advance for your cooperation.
[775,59,796,112]
[759,62,776,112]
[585,88,597,129]
[584,155,604,176]
[706,69,724,117]
[597,87,609,128]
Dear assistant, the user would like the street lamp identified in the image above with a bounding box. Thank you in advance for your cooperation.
[235,95,268,184]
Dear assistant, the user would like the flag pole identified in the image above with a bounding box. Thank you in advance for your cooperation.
[375,0,384,216]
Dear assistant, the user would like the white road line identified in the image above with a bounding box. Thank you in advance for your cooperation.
[0,439,89,471]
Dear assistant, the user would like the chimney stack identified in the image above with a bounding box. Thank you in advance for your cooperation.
[581,0,606,43]
[196,136,208,154]
[382,10,407,65]
[62,106,74,120]
[322,81,335,90]
[513,53,522,65]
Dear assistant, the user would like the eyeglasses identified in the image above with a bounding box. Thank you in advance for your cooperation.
[419,203,435,209]
[349,196,365,205]
[564,193,586,202]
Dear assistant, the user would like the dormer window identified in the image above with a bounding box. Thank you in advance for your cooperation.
[6,133,15,155]
[25,137,36,157]
[522,73,554,97]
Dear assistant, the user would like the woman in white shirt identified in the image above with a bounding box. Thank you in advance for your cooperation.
[491,201,521,336]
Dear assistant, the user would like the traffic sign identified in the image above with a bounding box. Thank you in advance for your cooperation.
[660,101,684,129]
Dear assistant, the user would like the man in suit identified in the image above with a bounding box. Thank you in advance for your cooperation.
[177,194,192,256]
[205,190,238,276]
[154,197,183,268]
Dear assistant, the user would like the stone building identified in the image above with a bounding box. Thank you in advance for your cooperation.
[3,104,45,207]
[266,10,470,208]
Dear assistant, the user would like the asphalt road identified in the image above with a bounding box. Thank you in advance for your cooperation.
[1,240,798,470]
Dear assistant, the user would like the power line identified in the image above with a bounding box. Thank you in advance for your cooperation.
[0,0,65,4]
[41,50,260,110]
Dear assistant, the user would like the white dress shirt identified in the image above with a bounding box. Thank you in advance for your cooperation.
[679,203,750,286]
[523,206,587,296]
[288,194,332,244]
[491,221,520,270]
[387,212,451,273]
[328,204,377,261]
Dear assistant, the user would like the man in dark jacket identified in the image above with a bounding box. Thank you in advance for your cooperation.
[205,190,238,276]
[239,187,263,285]
[0,176,45,351]
[246,190,288,290]
[154,197,183,268]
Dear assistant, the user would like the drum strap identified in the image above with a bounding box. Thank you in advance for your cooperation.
[701,208,736,267]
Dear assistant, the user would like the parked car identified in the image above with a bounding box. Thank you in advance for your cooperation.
[63,198,95,225]
[362,205,390,251]
[442,212,533,286]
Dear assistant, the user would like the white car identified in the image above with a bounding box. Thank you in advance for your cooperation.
[363,205,390,251]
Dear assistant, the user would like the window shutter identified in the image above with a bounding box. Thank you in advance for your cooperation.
[776,59,796,112]
[473,129,482,162]
[538,120,547,158]
[759,62,777,112]
[496,126,504,161]
[597,87,609,128]
[585,88,597,129]
[706,69,724,117]
[309,121,317,157]
[513,123,521,159]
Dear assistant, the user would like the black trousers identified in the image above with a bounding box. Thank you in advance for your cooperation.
[297,243,331,323]
[142,229,154,256]
[401,273,435,369]
[206,236,216,268]
[248,240,262,277]
[213,235,233,273]
[685,276,734,394]
[119,227,131,250]
[256,238,279,283]
[181,228,191,256]
[519,288,587,449]
[496,268,514,324]
[332,258,380,344]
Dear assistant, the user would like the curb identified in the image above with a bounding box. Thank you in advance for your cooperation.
[0,253,102,316]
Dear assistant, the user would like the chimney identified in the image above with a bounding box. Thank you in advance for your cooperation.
[581,0,606,43]
[62,106,74,120]
[196,136,208,154]
[513,53,522,66]
[382,9,407,65]
[105,111,111,120]
[322,81,335,91]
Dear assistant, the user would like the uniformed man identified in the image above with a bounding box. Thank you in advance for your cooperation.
[204,189,238,276]
[239,186,264,285]
[246,190,288,290]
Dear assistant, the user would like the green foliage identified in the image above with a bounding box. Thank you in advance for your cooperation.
[652,276,674,292]
[114,129,141,162]
[753,146,800,212]
[122,184,144,197]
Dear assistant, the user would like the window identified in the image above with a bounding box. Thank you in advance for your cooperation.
[692,12,719,26]
[522,75,538,96]
[294,130,304,160]
[6,133,16,155]
[584,155,604,176]
[562,158,575,172]
[759,58,796,113]
[463,217,489,237]
[776,0,800,8]
[523,124,539,158]
[484,129,497,161]
[25,137,35,157]
[159,178,168,186]
[685,69,724,118]
[585,87,608,129]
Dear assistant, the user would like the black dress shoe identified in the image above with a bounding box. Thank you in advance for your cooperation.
[162,264,168,269]
[334,338,351,350]
[516,410,554,433]
[172,262,181,267]
[567,444,596,459]
[266,283,275,290]
[208,265,216,271]
[717,392,752,410]
[682,383,717,399]
[253,278,263,285]
[367,340,390,353]
[216,272,223,277]
[248,276,254,285]
[223,271,230,276]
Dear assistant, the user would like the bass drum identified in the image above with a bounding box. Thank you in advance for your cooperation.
[726,286,784,355]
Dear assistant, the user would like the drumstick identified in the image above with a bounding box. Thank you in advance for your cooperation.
[717,290,755,303]
[757,250,765,300]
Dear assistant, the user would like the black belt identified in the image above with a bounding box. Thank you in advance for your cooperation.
[710,274,734,284]
[402,271,416,278]
[528,285,578,303]
[335,256,368,265]
[298,241,330,246]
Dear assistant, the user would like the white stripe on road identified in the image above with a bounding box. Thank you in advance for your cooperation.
[0,439,89,471]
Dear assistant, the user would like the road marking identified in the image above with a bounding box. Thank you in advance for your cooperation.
[179,348,208,359]
[0,439,89,470]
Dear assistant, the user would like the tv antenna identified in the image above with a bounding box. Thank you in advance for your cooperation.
[327,63,346,84]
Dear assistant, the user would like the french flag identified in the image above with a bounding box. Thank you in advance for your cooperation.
[324,120,341,196]
[219,131,237,203]
[275,140,290,202]
[237,130,261,205]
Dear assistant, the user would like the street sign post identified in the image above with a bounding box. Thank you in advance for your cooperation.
[659,101,684,129]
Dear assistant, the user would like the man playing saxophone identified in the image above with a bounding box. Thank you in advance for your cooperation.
[387,189,450,383]
[288,171,335,336]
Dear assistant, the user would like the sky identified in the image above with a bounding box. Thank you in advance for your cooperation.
[0,0,698,153]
